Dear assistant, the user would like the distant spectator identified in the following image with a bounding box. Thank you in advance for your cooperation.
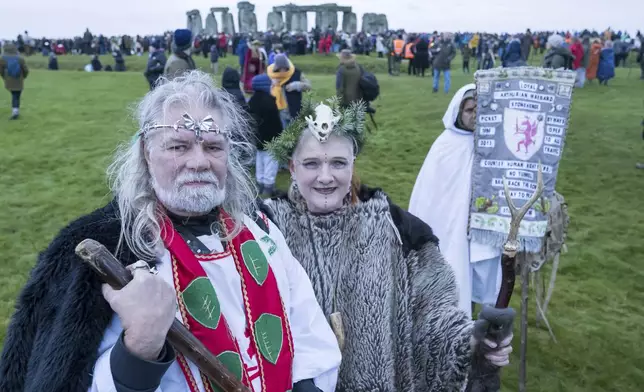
[164,29,196,80]
[503,35,525,67]
[432,33,456,93]
[613,40,629,67]
[112,50,126,72]
[462,46,471,73]
[581,35,591,83]
[91,54,103,71]
[414,36,430,77]
[209,43,219,74]
[241,40,267,94]
[248,73,283,196]
[521,29,533,61]
[144,43,166,90]
[335,50,362,107]
[0,43,29,120]
[570,37,586,87]
[48,53,59,70]
[586,38,603,82]
[543,34,573,70]
[221,67,249,112]
[597,41,616,86]
[268,44,284,65]
[267,54,311,128]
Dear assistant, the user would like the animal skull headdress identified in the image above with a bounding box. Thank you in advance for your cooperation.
[305,103,342,143]
[265,96,369,165]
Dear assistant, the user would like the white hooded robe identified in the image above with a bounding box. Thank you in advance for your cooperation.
[409,84,501,318]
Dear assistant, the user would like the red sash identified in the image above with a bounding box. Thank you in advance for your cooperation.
[162,211,294,392]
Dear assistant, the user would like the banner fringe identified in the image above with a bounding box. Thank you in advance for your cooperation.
[469,228,543,253]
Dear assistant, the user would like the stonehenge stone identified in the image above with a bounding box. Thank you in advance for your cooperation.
[223,10,236,35]
[290,12,308,32]
[267,11,285,32]
[186,10,203,36]
[186,4,387,35]
[362,13,388,34]
[204,12,218,36]
[342,12,357,34]
[316,10,338,31]
[237,1,258,34]
[210,7,234,36]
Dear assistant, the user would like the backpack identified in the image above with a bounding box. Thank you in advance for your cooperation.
[2,56,21,78]
[358,65,380,102]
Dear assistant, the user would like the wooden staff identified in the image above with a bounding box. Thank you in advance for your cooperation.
[75,239,251,392]
[497,162,545,392]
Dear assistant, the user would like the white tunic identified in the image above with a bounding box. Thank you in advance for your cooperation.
[409,84,502,318]
[90,215,341,392]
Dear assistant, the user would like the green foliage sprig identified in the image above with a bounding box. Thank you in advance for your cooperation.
[266,95,369,165]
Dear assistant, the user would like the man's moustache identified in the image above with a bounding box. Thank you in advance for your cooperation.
[177,172,219,186]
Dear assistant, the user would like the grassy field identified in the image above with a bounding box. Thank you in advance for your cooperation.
[24,51,392,73]
[1,55,644,391]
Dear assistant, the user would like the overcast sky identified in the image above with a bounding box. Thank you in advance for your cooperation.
[1,0,641,39]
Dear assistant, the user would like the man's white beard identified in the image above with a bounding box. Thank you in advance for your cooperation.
[152,171,226,215]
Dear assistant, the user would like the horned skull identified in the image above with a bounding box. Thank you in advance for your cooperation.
[305,104,341,143]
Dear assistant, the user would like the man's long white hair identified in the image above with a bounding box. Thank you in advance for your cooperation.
[107,70,257,261]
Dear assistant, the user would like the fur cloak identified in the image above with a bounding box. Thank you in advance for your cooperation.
[0,200,280,392]
[0,201,138,392]
[264,185,476,391]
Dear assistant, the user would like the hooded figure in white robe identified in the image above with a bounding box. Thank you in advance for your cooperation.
[409,83,502,318]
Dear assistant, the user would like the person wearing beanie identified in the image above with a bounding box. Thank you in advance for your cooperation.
[543,34,573,70]
[164,28,196,80]
[267,53,311,128]
[0,42,29,120]
[249,73,284,196]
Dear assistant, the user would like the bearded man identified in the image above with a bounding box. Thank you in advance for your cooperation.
[0,70,341,392]
[409,84,502,318]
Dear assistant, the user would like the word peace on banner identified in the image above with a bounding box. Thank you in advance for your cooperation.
[469,67,575,253]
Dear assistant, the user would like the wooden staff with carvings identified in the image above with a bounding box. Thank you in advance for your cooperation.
[75,239,251,392]
[497,162,545,392]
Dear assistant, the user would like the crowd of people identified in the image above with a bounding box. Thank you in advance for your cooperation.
[2,26,643,121]
[0,66,516,392]
[0,19,642,391]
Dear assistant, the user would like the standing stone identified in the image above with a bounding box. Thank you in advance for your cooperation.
[222,11,236,36]
[237,1,258,34]
[318,10,338,31]
[362,13,388,34]
[342,12,357,34]
[291,12,307,32]
[267,11,284,32]
[284,11,293,31]
[186,10,203,37]
[204,12,218,36]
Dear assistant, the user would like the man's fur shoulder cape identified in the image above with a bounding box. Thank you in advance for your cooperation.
[0,201,136,392]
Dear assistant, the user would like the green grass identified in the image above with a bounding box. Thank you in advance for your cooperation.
[1,56,644,391]
[24,51,391,73]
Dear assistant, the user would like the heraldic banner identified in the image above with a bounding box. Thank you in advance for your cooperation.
[469,67,575,253]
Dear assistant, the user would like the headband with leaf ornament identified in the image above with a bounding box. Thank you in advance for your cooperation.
[266,96,369,165]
